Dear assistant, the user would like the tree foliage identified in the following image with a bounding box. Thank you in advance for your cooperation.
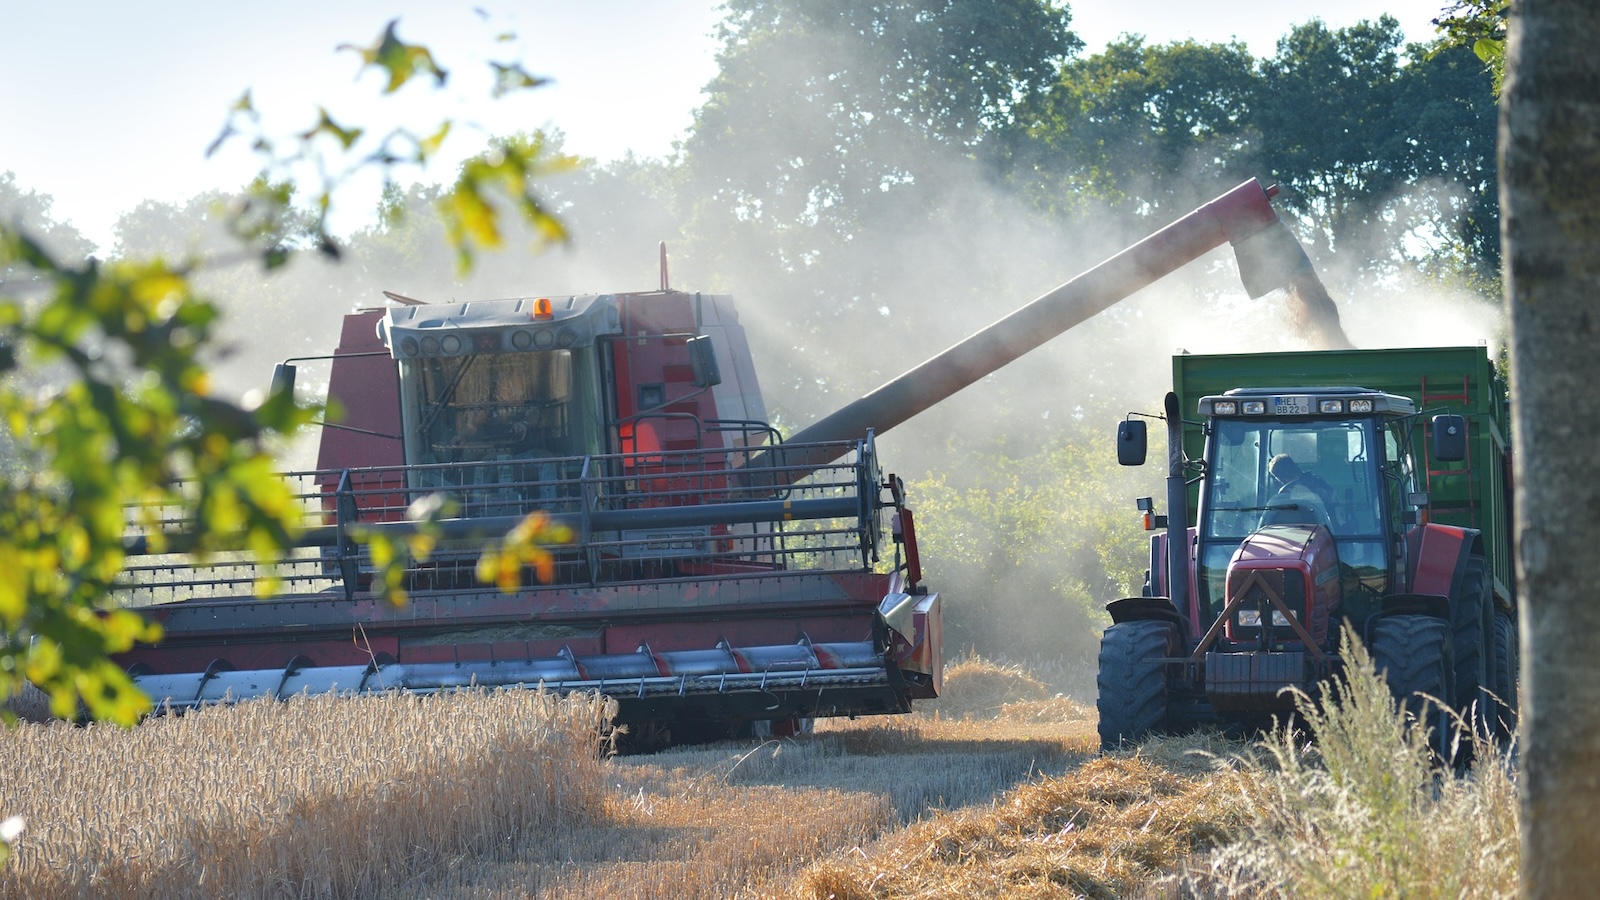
[0,18,572,734]
[689,0,1079,218]
[0,233,314,723]
[911,426,1149,665]
[1006,37,1258,218]
[1009,17,1499,282]
[1433,0,1510,93]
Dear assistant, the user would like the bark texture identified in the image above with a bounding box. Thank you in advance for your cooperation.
[1502,1,1600,895]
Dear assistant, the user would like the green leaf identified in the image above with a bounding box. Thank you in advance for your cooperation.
[300,108,365,150]
[341,19,448,94]
[489,62,549,98]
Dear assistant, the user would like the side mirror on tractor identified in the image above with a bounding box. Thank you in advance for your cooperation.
[1117,419,1147,466]
[1432,414,1468,462]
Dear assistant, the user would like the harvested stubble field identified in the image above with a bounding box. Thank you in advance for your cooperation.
[0,653,1518,899]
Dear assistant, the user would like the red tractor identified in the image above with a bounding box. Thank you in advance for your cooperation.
[1101,348,1517,750]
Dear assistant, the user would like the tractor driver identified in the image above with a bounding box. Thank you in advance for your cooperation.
[1263,453,1336,532]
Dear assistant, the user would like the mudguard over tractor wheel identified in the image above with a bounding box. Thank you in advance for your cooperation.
[1491,610,1519,741]
[1371,614,1455,755]
[1097,619,1176,750]
[1451,555,1492,723]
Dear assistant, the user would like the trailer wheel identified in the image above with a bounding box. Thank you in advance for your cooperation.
[1491,610,1519,742]
[1371,614,1455,757]
[1451,555,1491,726]
[1096,619,1175,751]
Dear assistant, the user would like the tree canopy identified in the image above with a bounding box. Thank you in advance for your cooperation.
[1007,17,1499,281]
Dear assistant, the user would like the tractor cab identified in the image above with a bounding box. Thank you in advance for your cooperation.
[1193,387,1424,638]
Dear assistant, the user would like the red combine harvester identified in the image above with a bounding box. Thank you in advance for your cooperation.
[113,179,1323,744]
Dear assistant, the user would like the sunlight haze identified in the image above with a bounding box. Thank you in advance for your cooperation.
[1,0,1450,251]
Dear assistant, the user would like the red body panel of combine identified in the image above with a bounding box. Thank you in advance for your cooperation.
[113,289,941,742]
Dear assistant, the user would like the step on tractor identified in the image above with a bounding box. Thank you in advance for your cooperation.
[111,178,1331,745]
[1100,347,1517,750]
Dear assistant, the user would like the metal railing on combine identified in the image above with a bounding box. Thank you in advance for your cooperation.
[114,437,887,606]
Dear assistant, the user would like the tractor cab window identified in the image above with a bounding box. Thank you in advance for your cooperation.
[1203,418,1383,540]
[1383,424,1422,519]
[1197,416,1388,620]
[400,349,602,466]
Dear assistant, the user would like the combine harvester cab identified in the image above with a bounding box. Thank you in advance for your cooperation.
[114,176,1342,745]
[1100,347,1517,751]
[117,288,941,744]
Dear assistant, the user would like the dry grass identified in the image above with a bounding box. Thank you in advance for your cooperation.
[1186,633,1521,899]
[785,731,1251,899]
[920,656,1052,719]
[0,689,614,899]
[0,648,1520,898]
[391,663,1104,898]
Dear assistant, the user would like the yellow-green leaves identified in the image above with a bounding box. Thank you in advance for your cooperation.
[341,20,449,94]
[477,511,574,593]
[0,19,568,736]
[300,108,364,151]
[0,228,311,725]
[206,19,562,278]
[353,493,450,608]
[1430,1,1508,95]
[441,134,575,274]
[489,61,549,99]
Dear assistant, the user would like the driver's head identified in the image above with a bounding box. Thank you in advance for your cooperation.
[1268,453,1302,485]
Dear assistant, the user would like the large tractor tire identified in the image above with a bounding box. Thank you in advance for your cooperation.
[1097,619,1176,750]
[1371,614,1455,755]
[1451,555,1492,724]
[1491,610,1519,741]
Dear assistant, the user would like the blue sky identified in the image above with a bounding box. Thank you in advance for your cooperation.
[0,0,1449,250]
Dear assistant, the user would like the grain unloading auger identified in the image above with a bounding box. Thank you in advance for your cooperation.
[112,179,1323,744]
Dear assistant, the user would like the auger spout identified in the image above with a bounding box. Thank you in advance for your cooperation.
[765,178,1320,479]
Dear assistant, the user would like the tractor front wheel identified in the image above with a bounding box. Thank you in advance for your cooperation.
[1097,619,1176,751]
[1371,614,1455,757]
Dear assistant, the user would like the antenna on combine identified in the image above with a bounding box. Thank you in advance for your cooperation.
[382,290,427,307]
[659,241,670,292]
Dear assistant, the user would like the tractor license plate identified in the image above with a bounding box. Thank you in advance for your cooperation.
[1273,395,1312,415]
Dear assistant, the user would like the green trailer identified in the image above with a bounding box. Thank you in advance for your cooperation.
[1099,346,1516,751]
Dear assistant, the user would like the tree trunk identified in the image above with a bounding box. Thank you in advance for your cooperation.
[1502,1,1600,895]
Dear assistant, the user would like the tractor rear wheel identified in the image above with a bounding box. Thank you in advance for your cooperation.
[1371,614,1455,757]
[1491,610,1519,741]
[1451,555,1491,725]
[1097,619,1176,750]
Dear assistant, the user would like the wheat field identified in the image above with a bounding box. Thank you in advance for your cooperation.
[0,653,1519,899]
